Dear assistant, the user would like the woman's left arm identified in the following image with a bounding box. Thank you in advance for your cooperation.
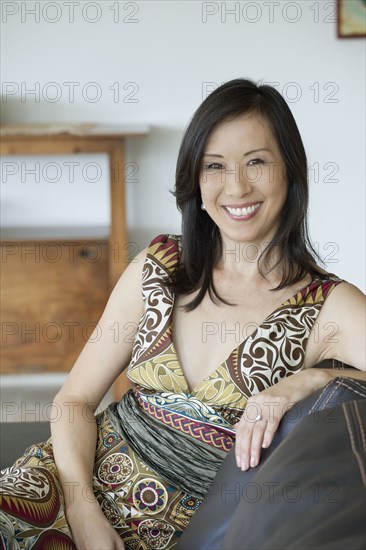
[317,282,365,372]
[235,282,365,472]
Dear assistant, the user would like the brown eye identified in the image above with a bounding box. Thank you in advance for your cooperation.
[248,158,265,166]
[204,163,224,170]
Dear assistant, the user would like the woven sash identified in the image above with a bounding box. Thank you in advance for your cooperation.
[106,389,228,500]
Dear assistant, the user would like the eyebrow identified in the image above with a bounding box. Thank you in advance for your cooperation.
[203,148,272,158]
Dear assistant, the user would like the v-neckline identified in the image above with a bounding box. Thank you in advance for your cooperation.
[169,276,321,395]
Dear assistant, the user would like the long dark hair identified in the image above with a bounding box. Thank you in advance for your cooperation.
[168,78,323,311]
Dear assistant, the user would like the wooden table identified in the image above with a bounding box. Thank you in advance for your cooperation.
[1,123,150,398]
[0,123,150,289]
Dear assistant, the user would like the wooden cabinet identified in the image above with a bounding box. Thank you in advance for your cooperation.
[0,124,150,398]
[1,233,109,375]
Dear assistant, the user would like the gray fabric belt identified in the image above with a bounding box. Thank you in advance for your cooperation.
[106,389,228,500]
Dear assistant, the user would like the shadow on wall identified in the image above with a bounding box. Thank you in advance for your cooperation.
[125,125,185,253]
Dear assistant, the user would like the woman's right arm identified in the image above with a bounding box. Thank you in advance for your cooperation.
[50,247,147,549]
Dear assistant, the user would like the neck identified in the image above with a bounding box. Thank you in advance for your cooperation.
[217,238,282,283]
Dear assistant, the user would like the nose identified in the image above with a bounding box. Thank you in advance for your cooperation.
[223,162,253,197]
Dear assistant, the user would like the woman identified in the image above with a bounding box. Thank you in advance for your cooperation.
[1,78,365,550]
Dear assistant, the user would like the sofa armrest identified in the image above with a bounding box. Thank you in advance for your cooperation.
[222,394,366,549]
[177,374,366,550]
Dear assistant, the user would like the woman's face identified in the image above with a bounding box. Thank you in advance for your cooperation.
[199,113,288,252]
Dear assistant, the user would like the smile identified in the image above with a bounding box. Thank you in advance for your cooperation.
[223,202,262,219]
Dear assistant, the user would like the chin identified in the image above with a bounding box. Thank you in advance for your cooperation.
[219,226,275,249]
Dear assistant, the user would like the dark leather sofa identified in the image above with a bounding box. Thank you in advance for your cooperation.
[2,363,365,549]
[0,421,51,471]
[178,364,366,550]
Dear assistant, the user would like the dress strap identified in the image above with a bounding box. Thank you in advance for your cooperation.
[145,233,181,274]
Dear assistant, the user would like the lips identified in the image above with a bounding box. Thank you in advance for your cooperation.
[222,202,262,220]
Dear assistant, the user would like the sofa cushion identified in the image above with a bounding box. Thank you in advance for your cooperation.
[221,397,366,549]
[177,376,366,549]
[0,422,51,471]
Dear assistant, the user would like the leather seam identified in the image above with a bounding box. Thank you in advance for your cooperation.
[309,381,339,414]
[343,402,366,487]
[336,379,366,399]
[354,402,366,452]
[309,377,366,415]
[319,384,339,409]
[332,358,345,369]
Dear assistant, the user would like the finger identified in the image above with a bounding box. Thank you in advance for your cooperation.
[235,431,243,468]
[261,415,281,449]
[249,419,268,467]
[236,422,253,471]
[234,420,244,466]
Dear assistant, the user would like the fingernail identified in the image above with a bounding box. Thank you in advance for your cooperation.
[241,459,247,471]
[262,440,268,448]
[250,455,257,467]
[236,455,240,468]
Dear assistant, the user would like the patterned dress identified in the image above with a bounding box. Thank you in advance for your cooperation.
[0,234,343,550]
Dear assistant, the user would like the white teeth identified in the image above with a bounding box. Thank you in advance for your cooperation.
[226,203,261,217]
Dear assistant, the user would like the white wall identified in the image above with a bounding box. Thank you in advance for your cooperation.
[1,0,365,290]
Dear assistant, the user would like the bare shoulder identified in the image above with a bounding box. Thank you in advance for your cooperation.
[110,246,148,298]
[321,280,365,318]
[313,280,366,370]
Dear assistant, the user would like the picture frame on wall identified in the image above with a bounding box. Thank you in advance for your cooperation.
[337,0,366,38]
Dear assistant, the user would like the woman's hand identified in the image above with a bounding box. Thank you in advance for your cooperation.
[66,500,125,550]
[234,369,330,471]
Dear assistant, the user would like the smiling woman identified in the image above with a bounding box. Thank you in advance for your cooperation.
[169,79,324,313]
[200,114,288,254]
[0,79,365,550]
